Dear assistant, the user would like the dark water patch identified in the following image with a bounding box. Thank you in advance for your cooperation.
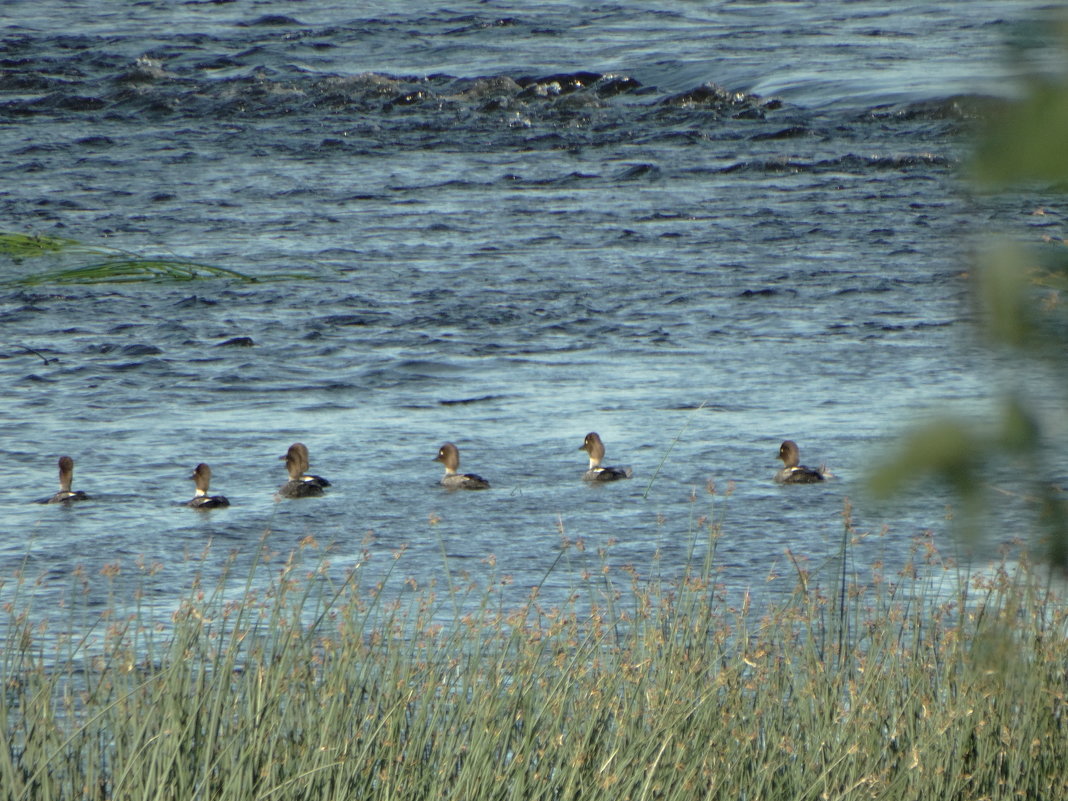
[385,88,432,107]
[216,336,254,347]
[516,71,607,97]
[868,94,1006,122]
[113,59,172,86]
[48,93,107,112]
[3,57,764,133]
[616,163,660,181]
[121,344,163,356]
[392,177,493,193]
[443,16,520,36]
[438,395,504,406]
[193,55,243,70]
[318,314,375,327]
[108,358,168,372]
[1,345,56,364]
[239,15,304,27]
[35,197,86,211]
[12,143,66,155]
[751,125,810,141]
[719,152,951,175]
[739,287,795,298]
[73,135,115,147]
[597,75,644,98]
[719,158,805,175]
[660,82,779,116]
[174,295,218,308]
[0,71,66,93]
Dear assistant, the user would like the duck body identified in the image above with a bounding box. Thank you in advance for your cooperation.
[43,456,90,504]
[189,494,230,509]
[279,478,325,499]
[279,443,326,498]
[774,466,827,484]
[441,472,492,490]
[47,489,90,504]
[187,463,230,509]
[579,433,632,482]
[775,440,829,484]
[435,442,490,490]
[583,465,633,482]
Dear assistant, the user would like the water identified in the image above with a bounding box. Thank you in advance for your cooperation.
[1,1,1063,631]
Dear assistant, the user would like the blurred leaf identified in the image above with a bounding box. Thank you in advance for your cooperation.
[870,419,981,499]
[974,80,1068,186]
[997,396,1040,453]
[976,243,1036,347]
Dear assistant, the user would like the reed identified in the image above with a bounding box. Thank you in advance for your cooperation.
[1,519,1066,801]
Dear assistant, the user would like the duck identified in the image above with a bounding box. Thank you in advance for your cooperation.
[187,463,230,509]
[44,455,90,504]
[434,442,490,490]
[279,443,325,498]
[288,442,331,488]
[579,432,632,481]
[775,440,830,484]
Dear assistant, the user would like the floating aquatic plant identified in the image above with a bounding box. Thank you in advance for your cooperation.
[0,230,258,284]
[19,258,257,285]
[0,232,88,258]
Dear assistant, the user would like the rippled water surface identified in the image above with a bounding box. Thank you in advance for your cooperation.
[1,0,1063,626]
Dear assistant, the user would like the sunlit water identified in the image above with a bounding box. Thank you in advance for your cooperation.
[1,1,1064,636]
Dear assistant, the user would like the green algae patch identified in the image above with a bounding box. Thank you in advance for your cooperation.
[1,231,259,284]
[0,232,87,257]
[19,257,256,284]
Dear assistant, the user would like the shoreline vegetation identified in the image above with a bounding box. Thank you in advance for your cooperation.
[2,518,1066,801]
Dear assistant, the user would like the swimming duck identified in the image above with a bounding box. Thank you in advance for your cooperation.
[775,440,829,484]
[434,442,490,490]
[579,432,633,481]
[44,455,90,504]
[187,463,230,509]
[289,442,331,488]
[279,443,325,498]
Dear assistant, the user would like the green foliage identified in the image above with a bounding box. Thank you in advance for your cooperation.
[975,78,1068,187]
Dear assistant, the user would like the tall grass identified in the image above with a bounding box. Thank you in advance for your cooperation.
[1,519,1066,801]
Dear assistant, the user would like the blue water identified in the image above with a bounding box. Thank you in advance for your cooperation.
[1,0,1063,633]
